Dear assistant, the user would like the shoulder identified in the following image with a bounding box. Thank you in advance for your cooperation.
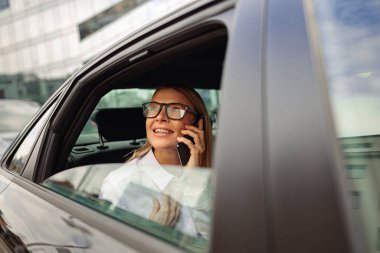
[99,161,141,200]
[103,160,140,184]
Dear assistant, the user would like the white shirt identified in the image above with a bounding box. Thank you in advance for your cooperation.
[99,150,211,238]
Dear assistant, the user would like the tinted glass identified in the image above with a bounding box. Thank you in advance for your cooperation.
[0,100,40,157]
[312,0,380,252]
[0,100,40,132]
[43,164,213,253]
[8,104,54,174]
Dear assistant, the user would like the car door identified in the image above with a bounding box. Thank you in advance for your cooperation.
[214,0,355,252]
[263,0,354,252]
[210,0,266,252]
[0,1,238,253]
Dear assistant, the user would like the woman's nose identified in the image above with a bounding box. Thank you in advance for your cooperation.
[156,105,168,121]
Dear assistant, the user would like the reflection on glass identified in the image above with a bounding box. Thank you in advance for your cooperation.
[0,100,40,158]
[78,0,148,40]
[313,0,380,252]
[0,210,28,252]
[0,100,40,133]
[8,103,54,173]
[43,163,212,253]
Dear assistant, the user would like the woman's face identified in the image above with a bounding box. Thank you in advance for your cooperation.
[146,88,195,151]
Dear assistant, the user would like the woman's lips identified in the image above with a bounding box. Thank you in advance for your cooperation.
[152,128,175,138]
[153,128,174,134]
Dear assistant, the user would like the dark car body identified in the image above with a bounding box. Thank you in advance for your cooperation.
[0,0,378,252]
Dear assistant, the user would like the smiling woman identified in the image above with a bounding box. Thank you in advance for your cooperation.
[131,86,213,168]
[98,85,214,240]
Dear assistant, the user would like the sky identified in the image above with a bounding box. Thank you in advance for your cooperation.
[314,0,380,137]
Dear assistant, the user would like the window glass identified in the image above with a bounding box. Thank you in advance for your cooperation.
[43,163,212,252]
[50,87,220,251]
[8,103,55,174]
[312,0,380,252]
[0,100,40,158]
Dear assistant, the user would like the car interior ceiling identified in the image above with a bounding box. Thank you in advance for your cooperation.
[65,31,227,171]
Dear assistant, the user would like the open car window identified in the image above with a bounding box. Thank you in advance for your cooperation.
[70,88,220,169]
[78,89,220,144]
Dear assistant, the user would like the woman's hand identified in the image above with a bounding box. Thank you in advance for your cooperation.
[149,194,181,227]
[177,118,205,168]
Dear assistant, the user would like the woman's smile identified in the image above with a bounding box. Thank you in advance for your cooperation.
[153,128,174,134]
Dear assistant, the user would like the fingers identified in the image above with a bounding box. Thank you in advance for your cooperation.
[167,197,180,227]
[178,131,205,153]
[152,197,160,213]
[149,195,181,227]
[149,197,160,220]
[174,201,181,226]
[162,194,170,211]
[186,118,204,134]
[179,119,206,153]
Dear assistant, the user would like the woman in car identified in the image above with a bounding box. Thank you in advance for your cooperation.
[99,85,213,239]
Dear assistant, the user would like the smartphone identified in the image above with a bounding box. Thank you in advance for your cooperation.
[177,135,194,165]
[176,116,202,165]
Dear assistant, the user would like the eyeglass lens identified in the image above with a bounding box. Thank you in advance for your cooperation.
[143,102,187,119]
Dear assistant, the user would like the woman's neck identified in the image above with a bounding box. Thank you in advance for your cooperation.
[153,148,180,166]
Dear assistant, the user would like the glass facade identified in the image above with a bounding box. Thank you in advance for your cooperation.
[0,0,196,104]
[0,0,196,156]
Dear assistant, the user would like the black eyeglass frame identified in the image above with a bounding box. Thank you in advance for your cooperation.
[142,102,198,120]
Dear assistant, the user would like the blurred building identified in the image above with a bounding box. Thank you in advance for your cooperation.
[0,0,195,103]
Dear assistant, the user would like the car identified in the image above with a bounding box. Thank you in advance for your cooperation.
[0,0,379,252]
[0,100,40,158]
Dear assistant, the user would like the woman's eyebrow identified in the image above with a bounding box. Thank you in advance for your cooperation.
[150,101,185,104]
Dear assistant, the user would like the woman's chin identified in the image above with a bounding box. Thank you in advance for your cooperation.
[151,142,177,151]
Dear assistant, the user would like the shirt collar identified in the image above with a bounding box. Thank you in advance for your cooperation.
[137,149,174,191]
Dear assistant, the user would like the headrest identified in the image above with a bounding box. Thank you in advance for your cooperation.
[91,108,146,141]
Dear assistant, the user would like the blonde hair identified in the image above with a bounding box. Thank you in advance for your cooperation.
[128,85,213,168]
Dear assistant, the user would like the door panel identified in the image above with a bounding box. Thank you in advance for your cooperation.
[0,181,135,252]
[0,174,10,194]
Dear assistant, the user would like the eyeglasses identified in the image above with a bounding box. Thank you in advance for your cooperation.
[142,102,198,120]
